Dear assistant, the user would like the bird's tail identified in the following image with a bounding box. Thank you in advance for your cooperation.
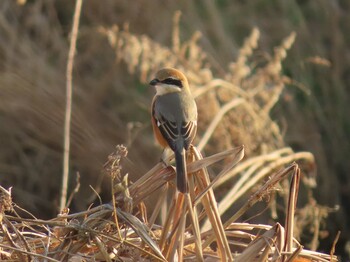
[175,148,187,193]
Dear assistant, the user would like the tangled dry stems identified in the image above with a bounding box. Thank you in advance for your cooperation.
[0,146,337,261]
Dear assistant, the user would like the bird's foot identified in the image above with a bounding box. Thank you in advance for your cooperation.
[160,148,172,168]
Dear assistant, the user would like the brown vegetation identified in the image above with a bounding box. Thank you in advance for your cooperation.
[0,0,348,260]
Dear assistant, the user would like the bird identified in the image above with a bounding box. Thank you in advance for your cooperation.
[150,68,197,193]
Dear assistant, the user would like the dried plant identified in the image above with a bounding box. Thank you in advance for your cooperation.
[0,146,337,261]
[0,2,342,261]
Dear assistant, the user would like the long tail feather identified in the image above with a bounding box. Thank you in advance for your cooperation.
[175,148,187,193]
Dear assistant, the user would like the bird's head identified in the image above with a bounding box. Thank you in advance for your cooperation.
[149,68,189,96]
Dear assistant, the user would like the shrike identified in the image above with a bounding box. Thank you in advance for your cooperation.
[150,68,197,193]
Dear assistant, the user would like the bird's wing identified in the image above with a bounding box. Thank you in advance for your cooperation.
[153,94,197,151]
[155,113,197,151]
[182,120,197,150]
[154,113,178,151]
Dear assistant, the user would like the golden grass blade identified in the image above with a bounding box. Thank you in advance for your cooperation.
[111,175,122,240]
[194,145,244,206]
[285,244,303,262]
[283,249,332,262]
[177,214,186,261]
[203,164,297,248]
[193,78,246,99]
[212,152,313,227]
[273,222,285,260]
[214,147,293,188]
[260,238,273,262]
[235,224,278,262]
[129,166,174,205]
[117,208,166,261]
[165,193,186,261]
[177,207,187,261]
[185,193,204,261]
[187,146,244,174]
[159,191,176,251]
[191,147,232,261]
[284,167,301,256]
[128,163,165,191]
[148,184,168,229]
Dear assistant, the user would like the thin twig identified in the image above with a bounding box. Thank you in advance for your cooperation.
[94,236,113,262]
[1,224,28,261]
[66,172,81,208]
[0,243,60,262]
[60,0,83,211]
[330,231,341,262]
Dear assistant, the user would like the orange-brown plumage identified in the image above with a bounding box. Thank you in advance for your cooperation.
[151,97,169,148]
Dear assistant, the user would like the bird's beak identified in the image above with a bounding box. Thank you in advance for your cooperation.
[149,79,159,86]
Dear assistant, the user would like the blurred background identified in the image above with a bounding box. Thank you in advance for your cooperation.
[0,0,349,260]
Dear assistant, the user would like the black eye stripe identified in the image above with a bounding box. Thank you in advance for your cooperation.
[161,78,183,87]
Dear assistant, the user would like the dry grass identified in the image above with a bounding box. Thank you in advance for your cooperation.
[0,145,337,261]
[0,0,346,260]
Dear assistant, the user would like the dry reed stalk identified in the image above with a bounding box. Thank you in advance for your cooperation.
[65,172,81,208]
[60,0,83,211]
[190,147,232,261]
[158,192,176,251]
[213,147,293,188]
[284,167,301,255]
[193,146,244,205]
[201,150,314,231]
[148,184,168,228]
[202,164,297,249]
[130,145,243,260]
[235,223,280,262]
[164,193,185,260]
[184,193,203,260]
[330,231,341,262]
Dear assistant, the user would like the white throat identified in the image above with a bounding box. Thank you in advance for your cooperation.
[155,84,182,96]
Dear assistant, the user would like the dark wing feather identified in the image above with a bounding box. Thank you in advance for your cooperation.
[155,114,197,151]
[156,114,178,151]
[182,121,197,150]
[153,93,197,151]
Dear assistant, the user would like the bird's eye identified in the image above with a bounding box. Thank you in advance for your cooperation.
[161,78,183,87]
